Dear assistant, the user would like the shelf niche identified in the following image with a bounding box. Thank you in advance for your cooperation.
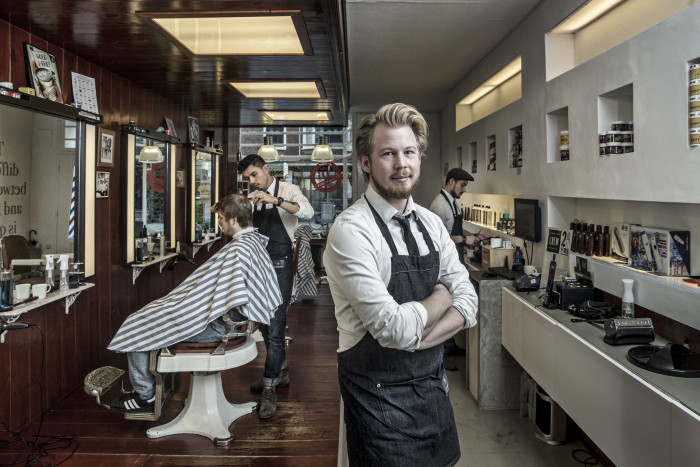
[469,141,477,174]
[598,83,634,156]
[508,125,523,170]
[485,134,496,171]
[546,106,569,163]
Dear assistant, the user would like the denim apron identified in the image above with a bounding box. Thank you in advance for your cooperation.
[253,181,294,301]
[440,191,465,266]
[337,200,460,467]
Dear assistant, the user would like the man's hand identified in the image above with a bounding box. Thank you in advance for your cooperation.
[250,191,278,206]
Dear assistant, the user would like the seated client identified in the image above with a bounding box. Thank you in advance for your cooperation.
[107,193,282,414]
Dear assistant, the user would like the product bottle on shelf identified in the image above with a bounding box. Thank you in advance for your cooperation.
[621,278,635,318]
[513,246,524,273]
[595,225,603,256]
[585,224,595,256]
[571,222,579,253]
[577,223,587,254]
[603,226,611,257]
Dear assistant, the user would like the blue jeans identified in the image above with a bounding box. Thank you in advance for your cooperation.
[127,319,227,400]
[260,300,289,387]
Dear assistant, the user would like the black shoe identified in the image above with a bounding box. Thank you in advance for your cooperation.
[258,387,277,419]
[110,392,155,414]
[250,366,290,392]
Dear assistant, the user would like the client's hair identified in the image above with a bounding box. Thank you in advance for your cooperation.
[212,193,252,228]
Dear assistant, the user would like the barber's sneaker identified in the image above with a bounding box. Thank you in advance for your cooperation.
[258,387,277,419]
[109,392,155,414]
[250,366,290,392]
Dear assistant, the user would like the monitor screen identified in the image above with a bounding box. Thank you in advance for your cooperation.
[514,198,541,243]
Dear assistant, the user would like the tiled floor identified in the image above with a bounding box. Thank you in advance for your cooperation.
[446,356,593,467]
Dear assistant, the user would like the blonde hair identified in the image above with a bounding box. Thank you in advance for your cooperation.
[355,103,429,181]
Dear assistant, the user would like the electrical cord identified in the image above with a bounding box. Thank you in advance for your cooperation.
[0,323,79,466]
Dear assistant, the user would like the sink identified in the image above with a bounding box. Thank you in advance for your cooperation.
[628,343,700,378]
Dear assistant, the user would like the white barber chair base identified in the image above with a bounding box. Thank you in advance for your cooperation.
[146,336,258,446]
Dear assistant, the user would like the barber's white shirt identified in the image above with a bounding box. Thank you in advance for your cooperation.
[429,189,460,232]
[255,179,314,242]
[324,185,478,352]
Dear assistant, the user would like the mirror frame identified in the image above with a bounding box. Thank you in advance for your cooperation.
[187,144,221,243]
[0,93,99,278]
[119,127,178,265]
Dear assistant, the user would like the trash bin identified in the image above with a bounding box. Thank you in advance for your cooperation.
[531,385,568,445]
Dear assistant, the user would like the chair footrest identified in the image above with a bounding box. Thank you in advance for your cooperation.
[84,366,125,397]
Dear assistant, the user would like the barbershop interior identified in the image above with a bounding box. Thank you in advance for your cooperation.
[1,0,699,465]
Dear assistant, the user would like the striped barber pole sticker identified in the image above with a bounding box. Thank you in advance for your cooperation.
[68,166,75,238]
[487,138,496,171]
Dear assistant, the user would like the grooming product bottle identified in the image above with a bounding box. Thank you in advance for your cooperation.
[621,278,635,318]
[160,234,165,258]
[571,222,579,253]
[45,254,55,288]
[603,226,611,257]
[0,270,13,311]
[59,254,70,290]
[595,225,603,256]
[584,224,594,256]
[577,223,587,254]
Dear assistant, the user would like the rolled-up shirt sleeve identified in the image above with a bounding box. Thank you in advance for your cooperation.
[285,183,314,220]
[325,216,427,351]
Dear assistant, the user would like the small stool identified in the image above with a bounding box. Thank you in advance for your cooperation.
[145,335,258,446]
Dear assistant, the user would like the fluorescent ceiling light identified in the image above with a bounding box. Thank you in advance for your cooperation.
[459,56,522,105]
[550,0,626,34]
[261,110,331,122]
[152,15,304,55]
[230,81,321,98]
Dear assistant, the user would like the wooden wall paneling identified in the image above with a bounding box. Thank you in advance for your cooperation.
[0,20,8,81]
[9,26,29,89]
[8,318,31,430]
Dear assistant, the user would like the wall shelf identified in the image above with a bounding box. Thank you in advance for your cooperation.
[131,253,178,284]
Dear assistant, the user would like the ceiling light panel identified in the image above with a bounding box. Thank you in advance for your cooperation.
[230,81,322,98]
[261,110,331,121]
[550,0,626,34]
[152,15,304,55]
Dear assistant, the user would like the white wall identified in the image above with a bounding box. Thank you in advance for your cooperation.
[441,1,700,326]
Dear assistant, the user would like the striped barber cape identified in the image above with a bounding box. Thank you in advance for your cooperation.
[108,228,282,353]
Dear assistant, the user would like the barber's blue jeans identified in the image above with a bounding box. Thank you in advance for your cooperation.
[260,300,289,387]
[127,320,227,400]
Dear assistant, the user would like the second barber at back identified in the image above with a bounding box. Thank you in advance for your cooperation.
[238,154,314,419]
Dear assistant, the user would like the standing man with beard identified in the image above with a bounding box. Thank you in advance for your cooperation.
[238,154,314,419]
[429,167,480,266]
[324,103,478,466]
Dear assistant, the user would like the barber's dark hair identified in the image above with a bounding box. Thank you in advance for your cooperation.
[212,193,252,228]
[355,103,429,181]
[237,153,266,173]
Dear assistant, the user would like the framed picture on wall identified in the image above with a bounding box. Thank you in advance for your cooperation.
[24,43,64,103]
[164,116,177,138]
[98,128,115,168]
[176,169,186,188]
[188,116,199,144]
[96,171,110,198]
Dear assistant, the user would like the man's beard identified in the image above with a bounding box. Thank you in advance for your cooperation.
[450,188,459,199]
[370,169,419,201]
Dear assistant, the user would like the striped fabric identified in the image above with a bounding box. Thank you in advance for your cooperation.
[108,229,282,353]
[291,225,317,302]
[68,166,75,238]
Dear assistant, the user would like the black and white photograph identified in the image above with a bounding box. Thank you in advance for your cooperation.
[96,171,110,198]
[98,128,115,168]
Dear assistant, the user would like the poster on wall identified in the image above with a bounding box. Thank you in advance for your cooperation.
[24,43,64,103]
[540,227,573,287]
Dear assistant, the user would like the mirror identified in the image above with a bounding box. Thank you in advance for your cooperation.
[120,128,177,264]
[0,97,96,277]
[187,145,220,243]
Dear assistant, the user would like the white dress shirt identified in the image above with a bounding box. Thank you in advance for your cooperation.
[429,189,460,232]
[255,178,314,242]
[324,185,478,353]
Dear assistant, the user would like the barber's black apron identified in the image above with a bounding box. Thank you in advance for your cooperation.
[440,191,465,265]
[337,200,460,467]
[252,181,293,301]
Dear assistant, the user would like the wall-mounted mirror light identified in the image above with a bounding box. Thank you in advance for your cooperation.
[187,144,221,243]
[0,96,97,281]
[120,127,177,264]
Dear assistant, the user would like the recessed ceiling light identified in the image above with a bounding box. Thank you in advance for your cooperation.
[230,81,322,98]
[147,13,309,55]
[260,110,331,122]
[550,0,626,34]
[459,56,522,105]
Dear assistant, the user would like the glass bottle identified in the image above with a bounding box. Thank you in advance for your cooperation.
[595,225,603,256]
[621,278,635,318]
[585,224,595,256]
[603,226,611,257]
[577,223,587,254]
[570,222,578,253]
[0,270,14,311]
[513,246,524,273]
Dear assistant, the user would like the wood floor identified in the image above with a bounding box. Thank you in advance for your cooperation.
[0,285,340,466]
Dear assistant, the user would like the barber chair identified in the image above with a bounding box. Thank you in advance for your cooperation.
[0,235,44,284]
[84,316,259,446]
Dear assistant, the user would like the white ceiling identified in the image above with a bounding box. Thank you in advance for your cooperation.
[346,0,542,113]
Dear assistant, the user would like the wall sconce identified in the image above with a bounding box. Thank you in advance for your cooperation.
[311,135,333,162]
[138,140,164,164]
[257,136,280,162]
